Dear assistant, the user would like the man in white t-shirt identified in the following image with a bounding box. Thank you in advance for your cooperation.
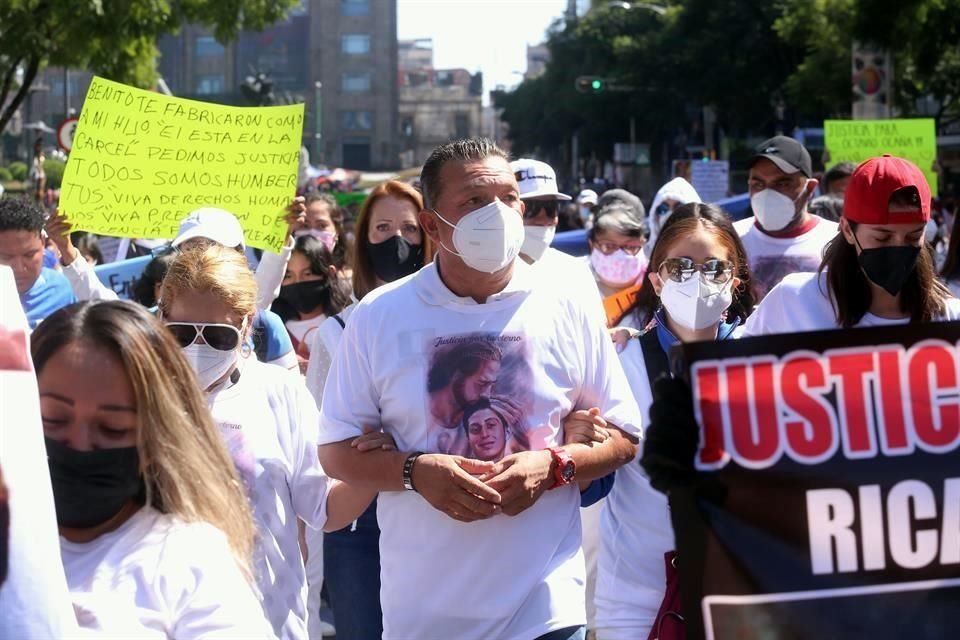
[318,137,643,640]
[734,136,838,300]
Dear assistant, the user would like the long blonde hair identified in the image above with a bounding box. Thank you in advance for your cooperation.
[159,244,258,325]
[30,301,257,580]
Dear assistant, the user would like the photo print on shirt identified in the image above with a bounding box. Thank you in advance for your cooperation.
[426,333,536,460]
[750,255,823,300]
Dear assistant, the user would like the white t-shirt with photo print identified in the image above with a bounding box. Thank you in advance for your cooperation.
[207,358,331,640]
[319,259,643,640]
[734,215,838,301]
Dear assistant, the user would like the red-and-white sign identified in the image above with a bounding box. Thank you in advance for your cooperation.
[57,117,79,152]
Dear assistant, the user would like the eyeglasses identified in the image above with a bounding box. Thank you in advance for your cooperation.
[658,257,735,284]
[594,241,645,256]
[524,199,560,220]
[164,322,243,351]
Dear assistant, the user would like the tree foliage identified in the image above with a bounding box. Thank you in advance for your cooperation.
[499,0,960,167]
[0,0,299,133]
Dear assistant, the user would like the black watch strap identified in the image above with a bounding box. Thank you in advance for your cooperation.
[402,451,425,492]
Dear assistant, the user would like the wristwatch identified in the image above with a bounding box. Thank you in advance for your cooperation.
[547,447,576,489]
[402,451,424,492]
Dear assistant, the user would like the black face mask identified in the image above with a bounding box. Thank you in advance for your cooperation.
[854,233,921,296]
[368,236,424,283]
[279,280,331,315]
[45,437,143,529]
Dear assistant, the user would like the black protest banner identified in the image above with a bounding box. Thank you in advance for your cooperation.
[670,322,960,640]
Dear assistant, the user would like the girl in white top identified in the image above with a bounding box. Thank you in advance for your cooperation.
[592,203,756,640]
[274,235,350,368]
[158,245,386,640]
[31,300,272,639]
[744,155,960,336]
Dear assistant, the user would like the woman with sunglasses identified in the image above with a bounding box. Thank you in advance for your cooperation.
[32,300,273,637]
[592,202,755,640]
[158,243,390,640]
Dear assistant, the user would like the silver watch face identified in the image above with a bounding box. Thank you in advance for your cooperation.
[560,462,575,481]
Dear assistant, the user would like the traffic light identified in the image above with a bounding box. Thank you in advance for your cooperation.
[575,76,606,94]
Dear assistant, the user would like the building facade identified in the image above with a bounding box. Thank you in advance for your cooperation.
[310,0,399,170]
[396,40,483,168]
[155,0,398,170]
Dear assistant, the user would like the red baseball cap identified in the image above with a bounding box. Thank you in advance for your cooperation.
[843,155,931,225]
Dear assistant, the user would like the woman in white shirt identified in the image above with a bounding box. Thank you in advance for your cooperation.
[744,155,960,336]
[158,244,380,640]
[304,179,433,640]
[592,203,756,640]
[31,300,272,639]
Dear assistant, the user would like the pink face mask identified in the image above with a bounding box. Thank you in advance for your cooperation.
[295,228,337,252]
[590,248,647,286]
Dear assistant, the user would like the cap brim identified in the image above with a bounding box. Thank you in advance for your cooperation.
[172,227,245,249]
[520,188,572,201]
[752,153,802,176]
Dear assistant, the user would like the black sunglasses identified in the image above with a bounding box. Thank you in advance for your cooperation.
[165,322,243,351]
[524,200,560,220]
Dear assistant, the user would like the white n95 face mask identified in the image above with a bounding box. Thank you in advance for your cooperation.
[182,343,239,391]
[660,274,734,331]
[433,199,525,273]
[750,188,801,232]
[520,225,556,262]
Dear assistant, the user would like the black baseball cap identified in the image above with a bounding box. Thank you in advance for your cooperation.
[750,135,812,178]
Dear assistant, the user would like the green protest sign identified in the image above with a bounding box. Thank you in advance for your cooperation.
[824,119,938,195]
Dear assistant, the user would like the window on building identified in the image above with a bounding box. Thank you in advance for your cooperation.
[195,36,225,58]
[342,111,373,131]
[341,71,372,93]
[341,0,370,16]
[341,34,371,55]
[195,74,225,95]
[454,113,471,139]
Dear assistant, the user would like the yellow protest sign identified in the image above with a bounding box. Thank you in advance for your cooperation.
[824,119,938,195]
[59,76,304,252]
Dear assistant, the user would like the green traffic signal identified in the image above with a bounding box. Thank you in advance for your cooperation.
[591,79,602,90]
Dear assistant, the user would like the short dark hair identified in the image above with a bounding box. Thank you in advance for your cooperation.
[822,162,856,190]
[0,197,45,235]
[420,137,509,210]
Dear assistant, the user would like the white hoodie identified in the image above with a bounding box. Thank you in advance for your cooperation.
[646,177,702,255]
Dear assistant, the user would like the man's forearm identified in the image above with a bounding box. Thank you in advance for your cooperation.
[562,426,638,483]
[318,439,408,492]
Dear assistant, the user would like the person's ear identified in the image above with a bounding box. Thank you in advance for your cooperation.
[327,265,337,279]
[419,210,441,243]
[839,217,856,245]
[648,271,664,297]
[805,178,819,197]
[730,276,741,291]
